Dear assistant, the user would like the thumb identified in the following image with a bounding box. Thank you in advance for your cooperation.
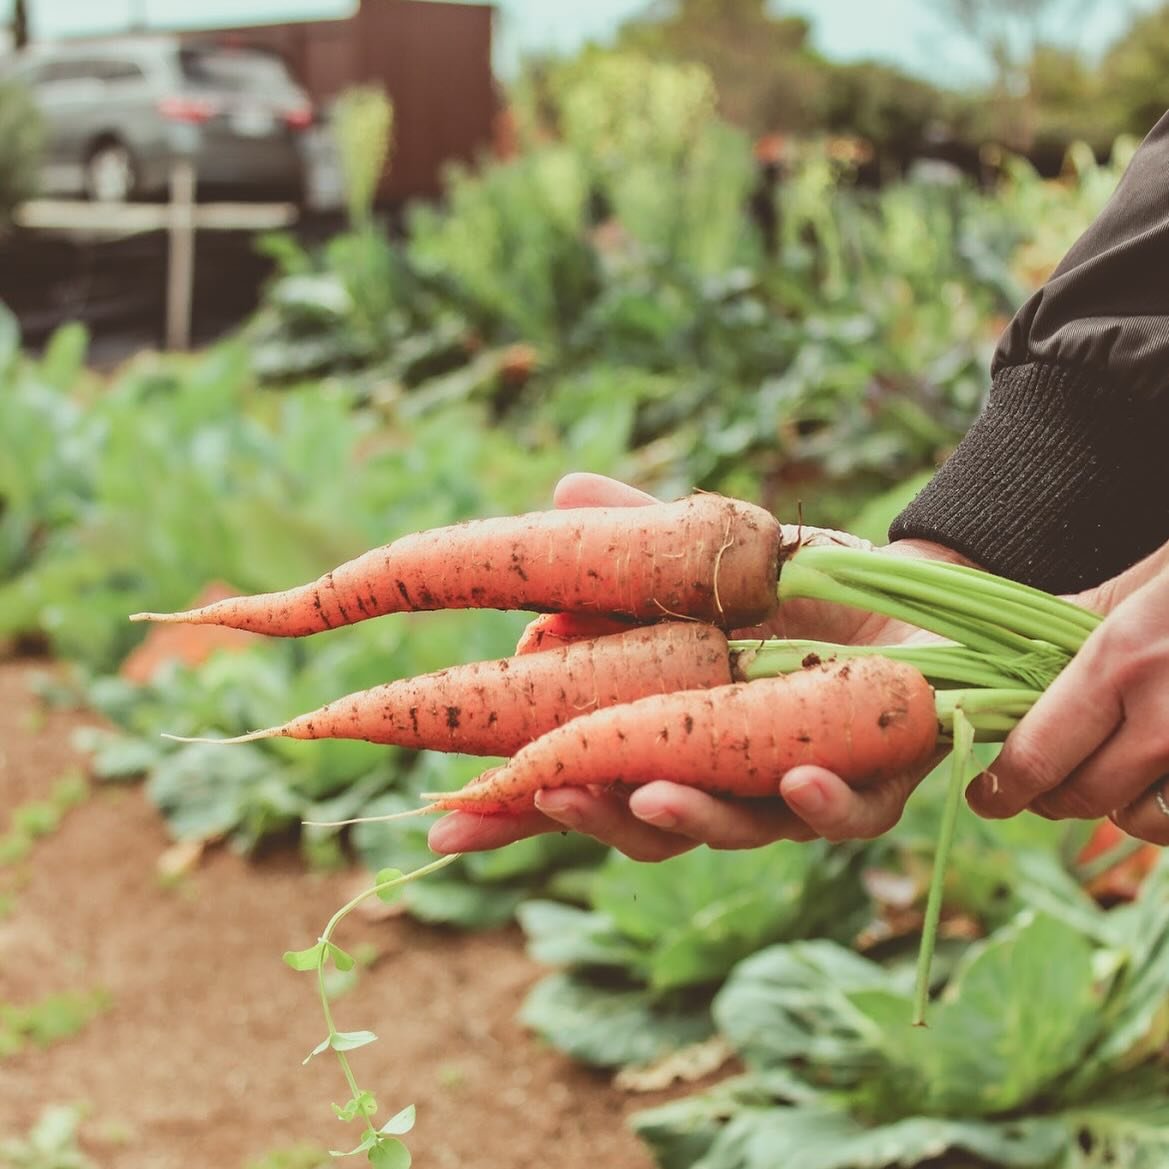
[552,472,659,510]
[1071,540,1169,616]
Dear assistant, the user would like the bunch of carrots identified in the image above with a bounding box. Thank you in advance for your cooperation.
[131,490,1097,819]
[132,489,1104,1161]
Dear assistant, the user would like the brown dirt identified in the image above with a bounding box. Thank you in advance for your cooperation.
[0,659,677,1169]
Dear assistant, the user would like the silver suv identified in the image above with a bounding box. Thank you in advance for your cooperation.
[5,35,313,202]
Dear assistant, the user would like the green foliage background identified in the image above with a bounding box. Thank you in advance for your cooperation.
[0,46,1162,1169]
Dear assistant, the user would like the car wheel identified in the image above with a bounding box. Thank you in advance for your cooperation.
[84,141,138,203]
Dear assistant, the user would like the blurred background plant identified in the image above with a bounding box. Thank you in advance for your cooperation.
[331,85,394,231]
[3,7,1166,1164]
[0,77,43,228]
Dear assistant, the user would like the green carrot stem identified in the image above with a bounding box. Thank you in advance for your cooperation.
[779,544,1098,656]
[934,688,1038,738]
[778,558,1040,655]
[793,544,1099,640]
[731,638,1055,691]
[811,557,1091,654]
[913,706,975,1026]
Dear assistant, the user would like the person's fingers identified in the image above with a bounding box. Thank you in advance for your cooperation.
[1028,733,1169,821]
[427,807,558,854]
[966,654,1123,820]
[626,782,818,847]
[535,787,696,862]
[1110,781,1169,846]
[552,472,658,509]
[778,762,932,841]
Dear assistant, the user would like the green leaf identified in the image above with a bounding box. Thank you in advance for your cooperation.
[283,943,325,972]
[84,731,164,782]
[329,1129,379,1157]
[591,842,869,985]
[327,943,356,973]
[852,913,1102,1117]
[331,1091,376,1123]
[379,1105,416,1136]
[374,868,404,903]
[713,940,896,1082]
[38,322,90,391]
[367,1137,411,1169]
[519,972,713,1069]
[517,900,647,972]
[331,1029,378,1053]
[304,1035,332,1064]
[694,1101,1069,1169]
[403,875,527,930]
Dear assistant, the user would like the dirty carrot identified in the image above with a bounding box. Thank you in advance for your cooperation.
[129,494,782,636]
[513,611,635,654]
[423,656,939,815]
[167,623,735,757]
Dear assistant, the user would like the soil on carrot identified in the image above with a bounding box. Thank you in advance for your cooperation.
[0,659,698,1169]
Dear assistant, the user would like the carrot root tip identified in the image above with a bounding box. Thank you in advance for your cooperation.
[301,806,440,829]
[161,728,281,746]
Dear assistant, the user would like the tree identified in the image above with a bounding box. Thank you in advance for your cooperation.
[13,0,29,49]
[1097,3,1169,138]
[938,0,1097,149]
[616,0,827,135]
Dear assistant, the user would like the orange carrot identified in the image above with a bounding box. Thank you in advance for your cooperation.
[168,623,735,757]
[514,612,635,655]
[129,494,782,636]
[426,657,938,814]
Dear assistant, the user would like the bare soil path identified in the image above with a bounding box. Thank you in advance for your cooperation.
[0,659,665,1169]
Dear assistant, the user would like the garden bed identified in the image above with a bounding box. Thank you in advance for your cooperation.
[0,658,693,1169]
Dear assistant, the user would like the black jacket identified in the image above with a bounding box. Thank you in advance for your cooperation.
[890,110,1169,593]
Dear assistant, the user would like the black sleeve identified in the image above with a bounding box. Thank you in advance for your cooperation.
[889,110,1169,593]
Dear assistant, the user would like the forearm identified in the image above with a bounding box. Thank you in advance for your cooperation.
[892,110,1169,593]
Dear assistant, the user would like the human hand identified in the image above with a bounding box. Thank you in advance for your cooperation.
[428,473,957,861]
[967,541,1169,845]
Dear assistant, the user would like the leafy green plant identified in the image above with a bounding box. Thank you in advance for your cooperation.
[0,989,111,1060]
[282,858,459,1168]
[245,1144,331,1169]
[332,86,394,230]
[0,770,89,868]
[0,79,44,226]
[516,841,872,1069]
[632,857,1169,1169]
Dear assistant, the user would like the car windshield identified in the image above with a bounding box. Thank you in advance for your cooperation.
[178,47,293,93]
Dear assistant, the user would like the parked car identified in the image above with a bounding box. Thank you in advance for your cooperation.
[3,35,314,203]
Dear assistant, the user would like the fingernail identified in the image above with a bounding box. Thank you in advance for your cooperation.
[426,819,458,853]
[786,777,826,814]
[534,790,578,822]
[636,807,678,830]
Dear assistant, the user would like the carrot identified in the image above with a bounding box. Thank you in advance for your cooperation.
[129,494,782,636]
[167,623,735,757]
[513,612,635,655]
[425,656,938,814]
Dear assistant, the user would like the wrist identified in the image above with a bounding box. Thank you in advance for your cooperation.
[883,538,982,569]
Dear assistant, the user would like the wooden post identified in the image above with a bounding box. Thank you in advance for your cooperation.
[165,160,197,351]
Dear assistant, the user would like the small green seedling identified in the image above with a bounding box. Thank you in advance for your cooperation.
[283,855,459,1167]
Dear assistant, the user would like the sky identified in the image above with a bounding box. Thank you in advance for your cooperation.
[8,0,1165,87]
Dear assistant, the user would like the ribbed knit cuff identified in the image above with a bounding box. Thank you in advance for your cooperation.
[889,361,1168,593]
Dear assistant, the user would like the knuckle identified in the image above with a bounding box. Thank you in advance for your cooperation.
[1111,807,1169,847]
[1032,786,1113,821]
